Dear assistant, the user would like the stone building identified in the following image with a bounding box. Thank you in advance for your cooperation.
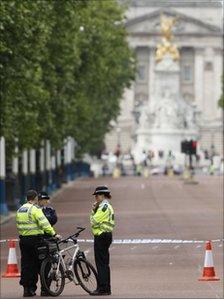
[105,0,223,157]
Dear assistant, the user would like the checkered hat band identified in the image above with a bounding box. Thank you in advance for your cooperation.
[95,189,109,194]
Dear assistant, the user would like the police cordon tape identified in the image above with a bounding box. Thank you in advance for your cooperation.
[1,238,221,281]
[0,238,223,244]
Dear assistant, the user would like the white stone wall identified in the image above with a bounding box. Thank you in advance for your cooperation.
[125,3,223,28]
[105,1,223,156]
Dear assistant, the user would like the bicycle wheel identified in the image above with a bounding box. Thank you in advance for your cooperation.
[74,258,98,294]
[40,257,65,296]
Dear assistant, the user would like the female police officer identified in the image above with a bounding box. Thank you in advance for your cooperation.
[90,186,115,296]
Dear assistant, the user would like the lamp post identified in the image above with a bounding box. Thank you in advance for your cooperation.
[0,136,8,215]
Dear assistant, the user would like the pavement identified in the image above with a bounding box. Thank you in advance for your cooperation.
[0,212,15,226]
[0,175,223,299]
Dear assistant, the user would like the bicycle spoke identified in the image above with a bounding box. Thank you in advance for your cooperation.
[74,258,98,293]
[40,258,65,296]
[40,228,99,295]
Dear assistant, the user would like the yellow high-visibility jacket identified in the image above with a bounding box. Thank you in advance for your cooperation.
[16,202,55,236]
[90,200,115,236]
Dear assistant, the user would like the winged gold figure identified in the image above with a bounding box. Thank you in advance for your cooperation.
[155,14,180,62]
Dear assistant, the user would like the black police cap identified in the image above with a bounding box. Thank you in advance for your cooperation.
[38,191,50,200]
[92,186,111,195]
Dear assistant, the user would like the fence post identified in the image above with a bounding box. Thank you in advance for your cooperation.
[46,140,52,193]
[12,140,20,209]
[71,138,76,180]
[66,137,73,181]
[51,155,56,191]
[68,137,72,181]
[21,150,28,204]
[64,139,68,182]
[56,149,61,188]
[29,149,36,189]
[0,136,8,215]
[40,140,46,191]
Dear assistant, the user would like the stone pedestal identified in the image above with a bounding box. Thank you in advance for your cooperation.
[133,55,199,164]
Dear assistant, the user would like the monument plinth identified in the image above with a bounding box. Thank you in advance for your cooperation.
[133,14,199,163]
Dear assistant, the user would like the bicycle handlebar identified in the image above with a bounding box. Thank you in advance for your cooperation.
[59,226,86,244]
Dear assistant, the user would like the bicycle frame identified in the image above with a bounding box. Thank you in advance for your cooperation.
[56,241,80,283]
[41,227,98,296]
[50,228,90,286]
[44,228,88,283]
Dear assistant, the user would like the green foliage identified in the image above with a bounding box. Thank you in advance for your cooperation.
[0,0,135,157]
[0,0,55,155]
[218,75,224,109]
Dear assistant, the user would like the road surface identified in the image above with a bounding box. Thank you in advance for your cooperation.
[0,175,223,298]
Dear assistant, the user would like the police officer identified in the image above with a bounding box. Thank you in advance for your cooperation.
[37,191,58,296]
[16,189,60,297]
[90,186,115,296]
[38,191,57,226]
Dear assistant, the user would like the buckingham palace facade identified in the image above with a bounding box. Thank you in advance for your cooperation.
[105,0,223,157]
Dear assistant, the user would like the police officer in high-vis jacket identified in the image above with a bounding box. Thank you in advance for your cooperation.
[16,190,60,297]
[90,186,115,296]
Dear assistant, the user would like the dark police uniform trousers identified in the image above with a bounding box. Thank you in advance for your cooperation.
[22,208,57,293]
[94,232,112,292]
[19,235,43,291]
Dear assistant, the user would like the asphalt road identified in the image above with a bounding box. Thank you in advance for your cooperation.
[0,175,223,299]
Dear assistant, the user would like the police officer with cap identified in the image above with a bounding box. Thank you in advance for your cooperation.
[16,189,61,297]
[38,191,57,226]
[90,186,115,296]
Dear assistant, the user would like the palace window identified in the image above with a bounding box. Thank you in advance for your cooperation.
[137,65,146,82]
[182,64,192,83]
[204,61,213,71]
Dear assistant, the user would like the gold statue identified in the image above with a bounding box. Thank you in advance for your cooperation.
[155,14,180,62]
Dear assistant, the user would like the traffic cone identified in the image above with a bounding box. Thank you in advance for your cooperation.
[167,168,174,177]
[2,240,20,278]
[113,167,121,178]
[143,167,149,178]
[182,167,190,180]
[198,241,220,281]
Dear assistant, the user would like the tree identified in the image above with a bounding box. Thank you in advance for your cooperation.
[70,0,135,155]
[218,75,224,109]
[0,0,55,154]
[0,0,136,159]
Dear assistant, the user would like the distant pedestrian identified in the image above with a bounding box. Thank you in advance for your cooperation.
[209,163,215,175]
[158,150,164,159]
[90,186,115,296]
[204,149,209,160]
[136,164,142,176]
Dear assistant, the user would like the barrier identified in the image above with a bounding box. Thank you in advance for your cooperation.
[0,238,223,245]
[113,167,121,178]
[198,241,220,281]
[2,239,20,278]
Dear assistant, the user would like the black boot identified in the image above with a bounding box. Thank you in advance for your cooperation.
[40,291,49,296]
[23,287,36,297]
[40,290,51,296]
[90,289,111,296]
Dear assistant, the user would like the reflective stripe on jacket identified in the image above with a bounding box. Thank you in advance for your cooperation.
[90,200,115,236]
[16,203,55,236]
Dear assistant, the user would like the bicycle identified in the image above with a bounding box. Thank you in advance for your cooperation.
[37,227,98,296]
